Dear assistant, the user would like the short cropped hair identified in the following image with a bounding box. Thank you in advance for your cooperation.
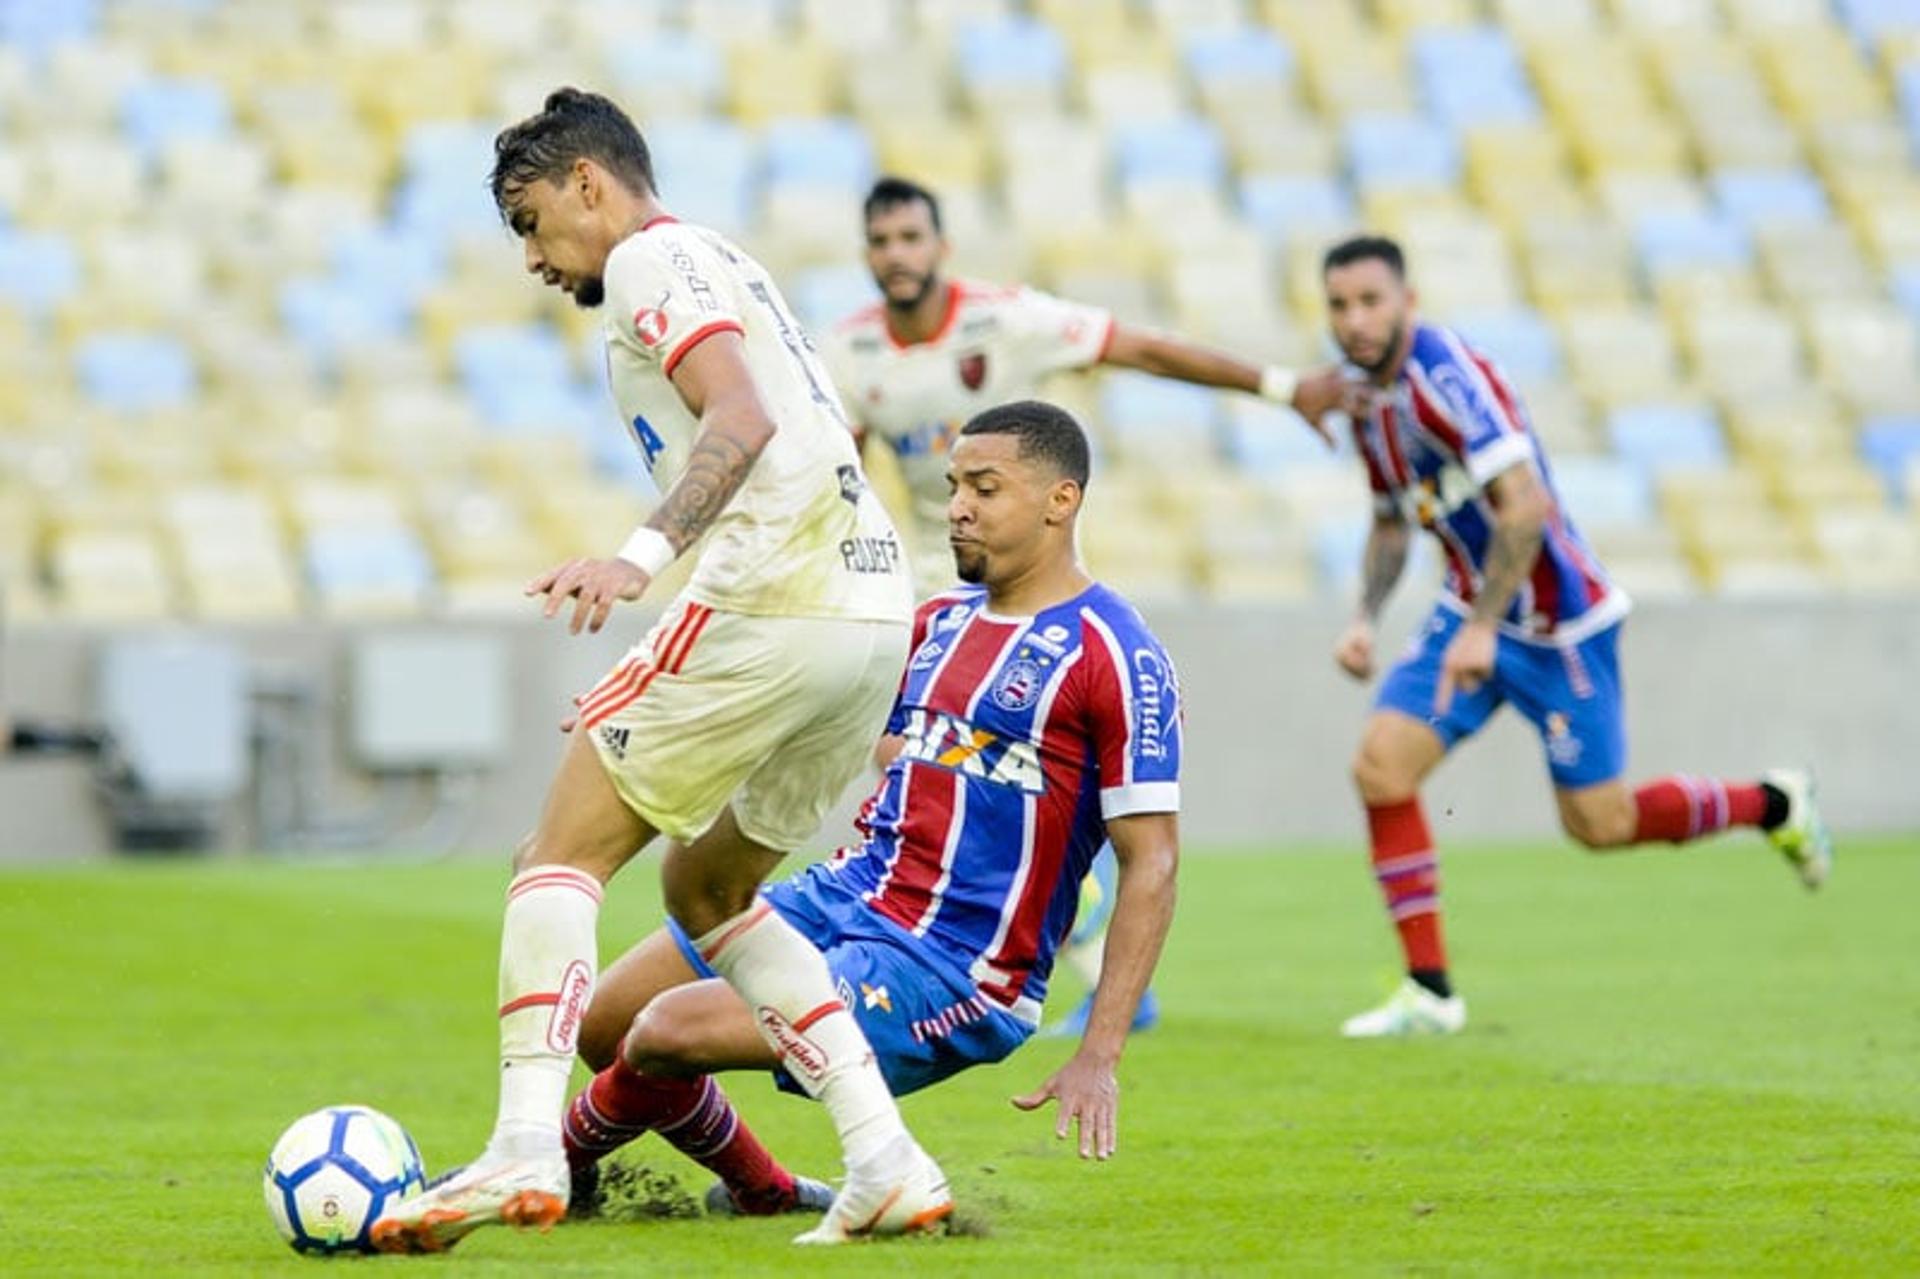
[960,400,1091,489]
[863,176,943,234]
[490,88,655,220]
[1322,234,1407,279]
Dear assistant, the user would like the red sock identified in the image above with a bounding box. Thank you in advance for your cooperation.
[562,1057,796,1213]
[1366,798,1447,975]
[1632,776,1767,844]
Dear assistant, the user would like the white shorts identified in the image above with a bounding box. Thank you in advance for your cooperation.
[577,597,908,852]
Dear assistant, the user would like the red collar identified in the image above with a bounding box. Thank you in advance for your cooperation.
[885,281,962,350]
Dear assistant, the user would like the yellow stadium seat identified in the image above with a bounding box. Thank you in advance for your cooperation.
[1724,0,1832,34]
[1559,307,1686,403]
[728,40,842,123]
[1764,457,1890,518]
[52,530,176,620]
[1297,34,1415,119]
[847,40,954,122]
[1803,303,1920,395]
[1814,509,1920,593]
[1377,0,1478,31]
[1464,124,1569,190]
[1492,0,1601,35]
[873,119,988,189]
[1217,109,1337,177]
[1755,28,1887,126]
[1523,218,1637,310]
[1755,223,1880,306]
[1719,387,1852,463]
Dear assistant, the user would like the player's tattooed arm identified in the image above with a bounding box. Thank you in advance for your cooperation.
[649,330,778,554]
[1358,514,1411,622]
[1469,463,1551,625]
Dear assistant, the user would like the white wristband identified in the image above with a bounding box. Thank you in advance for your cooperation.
[1258,364,1299,406]
[615,526,676,578]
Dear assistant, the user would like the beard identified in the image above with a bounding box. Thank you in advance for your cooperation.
[882,268,938,312]
[572,276,606,309]
[1347,319,1405,376]
[953,544,986,584]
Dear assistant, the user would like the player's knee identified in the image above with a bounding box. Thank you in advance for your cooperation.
[1351,741,1415,806]
[1562,803,1633,850]
[621,1001,699,1077]
[576,996,627,1072]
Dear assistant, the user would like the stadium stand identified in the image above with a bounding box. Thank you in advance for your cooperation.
[2,0,1918,621]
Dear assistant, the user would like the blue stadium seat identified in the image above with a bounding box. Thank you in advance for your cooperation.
[305,526,434,603]
[1711,170,1830,229]
[1547,457,1654,529]
[120,78,231,166]
[1238,174,1354,244]
[1836,0,1920,44]
[764,117,874,190]
[1899,64,1920,155]
[75,333,197,413]
[1607,404,1728,473]
[957,19,1069,98]
[1345,116,1460,191]
[395,122,504,238]
[0,230,80,314]
[280,277,411,368]
[454,325,573,406]
[1633,212,1752,275]
[1221,399,1338,473]
[402,121,500,185]
[646,119,758,233]
[1451,308,1561,381]
[0,0,97,57]
[1098,372,1222,452]
[790,263,877,333]
[1183,28,1295,94]
[331,225,446,314]
[607,30,724,111]
[475,381,601,437]
[1412,27,1538,129]
[1859,417,1920,501]
[1891,264,1920,331]
[1116,117,1227,188]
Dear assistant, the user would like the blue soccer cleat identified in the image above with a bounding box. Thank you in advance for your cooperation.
[1042,988,1160,1039]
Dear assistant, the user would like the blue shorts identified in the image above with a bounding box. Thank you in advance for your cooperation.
[667,862,1033,1099]
[1375,604,1627,788]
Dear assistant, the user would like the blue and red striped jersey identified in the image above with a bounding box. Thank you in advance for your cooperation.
[1353,322,1628,643]
[824,582,1181,1021]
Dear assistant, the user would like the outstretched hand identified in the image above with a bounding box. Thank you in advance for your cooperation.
[526,557,652,635]
[1011,1049,1120,1160]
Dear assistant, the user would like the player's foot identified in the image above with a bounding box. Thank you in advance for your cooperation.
[1340,977,1467,1038]
[704,1174,836,1217]
[1040,988,1160,1039]
[1764,768,1832,891]
[369,1152,569,1254]
[792,1135,952,1245]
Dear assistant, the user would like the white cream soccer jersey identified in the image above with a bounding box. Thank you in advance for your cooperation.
[820,281,1114,577]
[601,216,911,623]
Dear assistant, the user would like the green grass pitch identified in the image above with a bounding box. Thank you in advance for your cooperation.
[4,838,1916,1276]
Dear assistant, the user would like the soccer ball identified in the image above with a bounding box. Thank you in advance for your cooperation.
[262,1105,426,1255]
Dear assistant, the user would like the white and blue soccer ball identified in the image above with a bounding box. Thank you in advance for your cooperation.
[263,1105,426,1255]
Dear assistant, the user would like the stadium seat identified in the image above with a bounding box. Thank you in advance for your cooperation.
[764,118,874,191]
[1558,308,1684,402]
[1184,27,1295,115]
[606,30,725,119]
[1115,116,1227,190]
[1634,212,1752,278]
[729,40,841,124]
[645,119,758,235]
[1547,456,1653,529]
[1344,115,1460,193]
[956,18,1068,117]
[1238,174,1354,246]
[0,0,98,58]
[1451,308,1561,381]
[1412,27,1538,129]
[120,77,230,167]
[1607,404,1728,474]
[0,230,80,315]
[1710,169,1831,229]
[52,529,173,620]
[1097,372,1221,461]
[75,334,197,414]
[1676,304,1805,396]
[304,524,435,617]
[1219,398,1337,474]
[1860,417,1920,500]
[280,276,411,371]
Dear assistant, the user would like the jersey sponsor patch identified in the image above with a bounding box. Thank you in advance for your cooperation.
[896,707,1043,792]
[633,306,669,347]
[1130,647,1175,762]
[958,352,987,390]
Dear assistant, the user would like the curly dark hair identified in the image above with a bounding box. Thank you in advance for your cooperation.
[489,87,655,220]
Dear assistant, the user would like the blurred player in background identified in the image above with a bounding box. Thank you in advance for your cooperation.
[822,176,1341,1035]
[373,89,932,1251]
[1320,235,1832,1038]
[560,400,1181,1215]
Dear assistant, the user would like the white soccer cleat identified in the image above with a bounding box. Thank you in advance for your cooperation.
[793,1136,952,1245]
[1764,768,1833,891]
[1340,977,1467,1038]
[369,1152,569,1254]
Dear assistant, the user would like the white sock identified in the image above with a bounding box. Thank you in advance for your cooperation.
[694,901,908,1171]
[490,865,603,1162]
